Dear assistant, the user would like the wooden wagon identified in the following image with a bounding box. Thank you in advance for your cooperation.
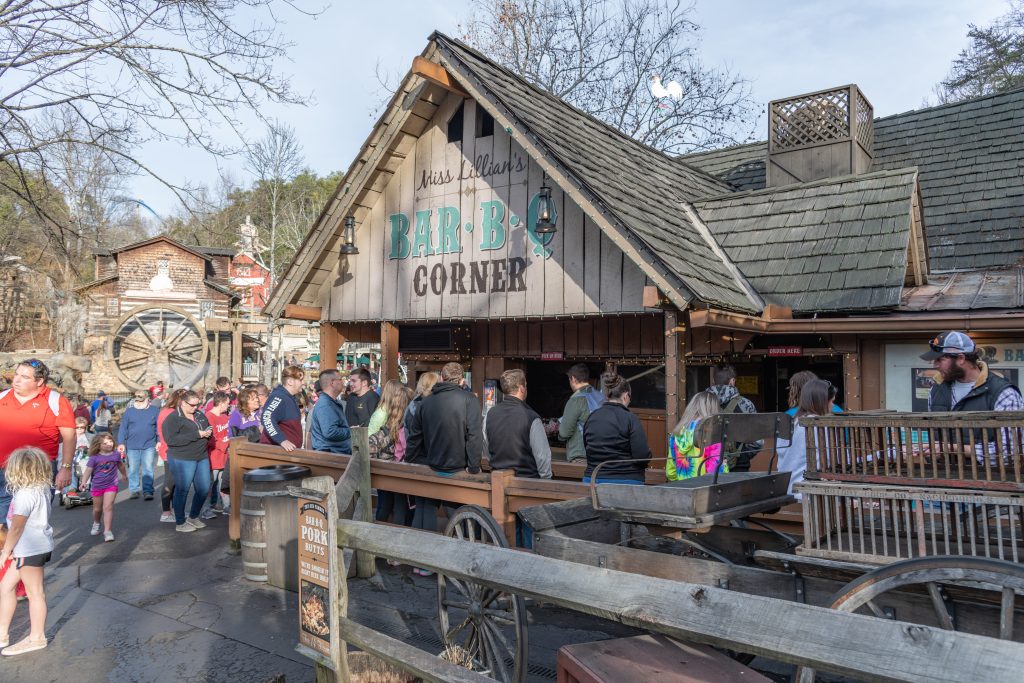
[286,415,1024,683]
[415,411,1024,683]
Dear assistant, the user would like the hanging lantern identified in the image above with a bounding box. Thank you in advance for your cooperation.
[534,185,557,234]
[340,215,359,255]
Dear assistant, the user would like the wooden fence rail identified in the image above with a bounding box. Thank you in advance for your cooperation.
[291,428,1024,683]
[338,520,1024,683]
[228,438,593,547]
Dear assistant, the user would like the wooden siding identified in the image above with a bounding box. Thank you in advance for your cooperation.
[469,315,664,358]
[328,94,649,322]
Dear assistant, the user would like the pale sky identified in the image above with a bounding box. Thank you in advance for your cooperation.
[132,0,1009,220]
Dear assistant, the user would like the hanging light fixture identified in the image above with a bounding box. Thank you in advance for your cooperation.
[340,215,359,255]
[534,180,557,234]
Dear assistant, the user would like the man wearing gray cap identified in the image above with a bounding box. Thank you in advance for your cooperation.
[920,331,1022,412]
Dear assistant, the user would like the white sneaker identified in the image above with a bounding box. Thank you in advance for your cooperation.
[159,512,175,523]
[103,531,114,542]
[175,523,196,533]
[185,517,207,529]
[200,509,217,520]
[90,522,100,535]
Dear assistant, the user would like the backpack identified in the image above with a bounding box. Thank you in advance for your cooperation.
[0,388,61,416]
[576,388,606,435]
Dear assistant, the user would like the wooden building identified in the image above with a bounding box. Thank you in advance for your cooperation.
[266,33,1024,449]
[76,235,245,391]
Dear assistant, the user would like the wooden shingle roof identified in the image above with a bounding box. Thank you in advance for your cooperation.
[694,169,918,313]
[433,33,763,314]
[681,87,1024,273]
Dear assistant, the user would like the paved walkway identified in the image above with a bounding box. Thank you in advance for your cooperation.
[1,473,647,682]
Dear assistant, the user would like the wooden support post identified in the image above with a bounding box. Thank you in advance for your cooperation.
[228,437,243,551]
[489,469,515,545]
[380,321,400,386]
[843,346,863,412]
[297,475,348,683]
[351,427,376,578]
[664,310,686,439]
[320,323,343,371]
[231,323,243,382]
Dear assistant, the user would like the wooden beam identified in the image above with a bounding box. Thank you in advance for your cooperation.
[338,618,493,683]
[284,304,322,321]
[231,323,242,383]
[320,323,345,371]
[338,520,1024,683]
[411,56,468,97]
[380,322,400,386]
[664,309,685,438]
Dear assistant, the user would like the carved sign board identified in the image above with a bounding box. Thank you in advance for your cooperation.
[328,95,649,322]
[296,497,334,664]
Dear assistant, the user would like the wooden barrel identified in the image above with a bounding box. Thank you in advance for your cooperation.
[240,465,311,583]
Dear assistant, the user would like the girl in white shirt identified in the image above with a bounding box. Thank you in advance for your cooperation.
[0,446,55,656]
[777,379,833,499]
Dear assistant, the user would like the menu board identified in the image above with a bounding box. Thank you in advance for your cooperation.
[298,499,332,659]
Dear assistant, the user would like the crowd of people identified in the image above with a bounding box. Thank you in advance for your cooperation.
[0,329,1018,655]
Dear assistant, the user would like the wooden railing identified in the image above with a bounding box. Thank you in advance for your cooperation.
[227,438,594,548]
[309,429,1024,683]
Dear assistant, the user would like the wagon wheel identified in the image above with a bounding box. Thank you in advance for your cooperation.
[795,556,1024,682]
[108,305,209,391]
[437,505,528,683]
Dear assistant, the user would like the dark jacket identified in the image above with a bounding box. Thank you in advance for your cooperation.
[309,394,351,454]
[484,396,551,478]
[161,410,211,461]
[405,382,482,473]
[929,362,1021,442]
[402,397,425,464]
[260,385,303,447]
[345,390,380,428]
[582,402,651,481]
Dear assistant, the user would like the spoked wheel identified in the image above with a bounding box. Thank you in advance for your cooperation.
[109,305,209,390]
[437,505,527,683]
[796,556,1024,682]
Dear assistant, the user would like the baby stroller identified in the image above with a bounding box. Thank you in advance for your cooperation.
[61,447,93,509]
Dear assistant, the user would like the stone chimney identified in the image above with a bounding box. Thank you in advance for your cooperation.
[767,84,873,187]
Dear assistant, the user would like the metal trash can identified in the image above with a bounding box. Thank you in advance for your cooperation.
[241,464,311,590]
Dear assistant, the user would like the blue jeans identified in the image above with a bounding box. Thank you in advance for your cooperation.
[126,447,157,495]
[167,457,211,525]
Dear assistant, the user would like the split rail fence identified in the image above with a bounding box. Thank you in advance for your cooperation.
[234,430,1024,683]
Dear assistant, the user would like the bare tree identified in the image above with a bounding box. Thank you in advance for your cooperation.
[245,120,303,384]
[0,0,314,270]
[461,0,758,153]
[937,0,1024,103]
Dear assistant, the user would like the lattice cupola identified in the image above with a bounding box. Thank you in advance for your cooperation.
[767,84,874,188]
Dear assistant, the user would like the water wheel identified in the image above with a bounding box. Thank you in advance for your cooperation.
[437,505,528,683]
[796,556,1024,682]
[108,305,209,390]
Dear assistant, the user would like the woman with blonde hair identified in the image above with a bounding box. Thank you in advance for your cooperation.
[667,391,726,480]
[366,380,412,525]
[401,372,440,464]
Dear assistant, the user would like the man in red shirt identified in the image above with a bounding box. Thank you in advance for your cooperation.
[0,359,75,524]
